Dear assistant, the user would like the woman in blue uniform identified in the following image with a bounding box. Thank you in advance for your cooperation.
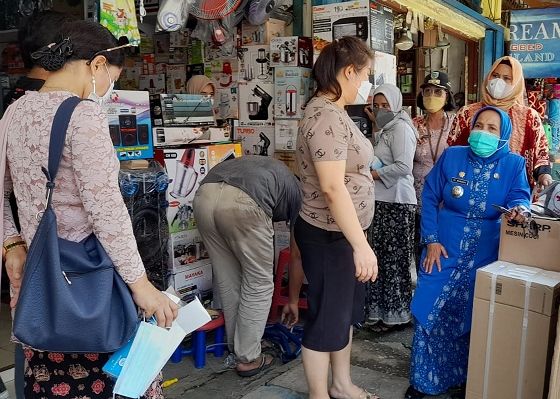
[405,106,531,399]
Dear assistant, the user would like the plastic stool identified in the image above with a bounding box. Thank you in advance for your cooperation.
[170,311,226,369]
[268,248,308,323]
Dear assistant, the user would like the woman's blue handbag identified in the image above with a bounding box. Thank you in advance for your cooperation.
[13,97,138,353]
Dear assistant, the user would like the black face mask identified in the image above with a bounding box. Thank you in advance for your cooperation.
[374,108,396,129]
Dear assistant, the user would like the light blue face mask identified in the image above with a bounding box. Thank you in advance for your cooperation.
[112,321,185,398]
[468,130,507,158]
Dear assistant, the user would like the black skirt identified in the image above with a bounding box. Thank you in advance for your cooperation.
[294,218,366,352]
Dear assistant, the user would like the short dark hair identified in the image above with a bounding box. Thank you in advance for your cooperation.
[18,11,76,69]
[33,20,126,72]
[499,59,512,67]
[311,36,373,102]
[416,85,456,112]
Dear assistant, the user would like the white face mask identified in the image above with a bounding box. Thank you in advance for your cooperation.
[353,80,373,105]
[486,78,513,100]
[88,63,114,105]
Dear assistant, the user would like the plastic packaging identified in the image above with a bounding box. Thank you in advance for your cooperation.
[156,0,191,32]
[99,0,141,45]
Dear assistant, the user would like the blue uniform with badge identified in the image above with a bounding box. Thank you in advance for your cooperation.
[409,107,531,395]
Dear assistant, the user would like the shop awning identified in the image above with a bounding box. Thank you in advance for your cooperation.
[388,0,501,39]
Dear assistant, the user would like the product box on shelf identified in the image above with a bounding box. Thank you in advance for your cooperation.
[235,126,275,157]
[165,64,187,94]
[498,215,560,272]
[154,34,171,63]
[167,226,210,274]
[155,147,209,232]
[104,90,154,161]
[274,67,313,119]
[312,0,370,59]
[214,86,240,121]
[275,120,299,151]
[187,63,205,80]
[189,39,205,64]
[206,143,243,168]
[239,45,273,83]
[150,94,215,128]
[274,150,297,174]
[170,261,213,302]
[168,47,189,64]
[139,74,166,94]
[238,82,275,126]
[241,18,286,45]
[206,59,240,90]
[270,36,313,68]
[467,261,560,399]
[170,30,190,48]
[153,126,232,147]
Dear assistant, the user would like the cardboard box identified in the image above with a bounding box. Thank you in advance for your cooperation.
[139,74,166,94]
[467,261,560,399]
[104,90,154,161]
[166,64,187,94]
[206,143,243,168]
[170,30,190,48]
[241,18,286,45]
[154,34,171,63]
[152,126,232,147]
[273,67,313,119]
[312,0,370,59]
[167,227,210,273]
[274,150,297,174]
[187,63,205,80]
[499,215,560,272]
[150,94,215,128]
[170,261,213,302]
[238,82,275,126]
[239,45,273,83]
[156,147,209,231]
[214,85,240,121]
[235,126,275,156]
[275,120,299,151]
[270,36,313,68]
[205,58,239,90]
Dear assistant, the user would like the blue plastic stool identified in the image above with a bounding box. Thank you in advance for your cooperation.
[170,312,226,369]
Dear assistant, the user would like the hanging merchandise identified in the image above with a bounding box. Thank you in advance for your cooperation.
[189,0,244,20]
[245,0,276,26]
[100,0,141,45]
[156,0,192,32]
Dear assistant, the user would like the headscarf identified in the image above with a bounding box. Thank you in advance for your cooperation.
[482,56,525,110]
[470,105,513,159]
[373,83,418,138]
[185,75,215,95]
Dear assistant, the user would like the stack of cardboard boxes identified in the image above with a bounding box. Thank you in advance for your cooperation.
[466,216,560,399]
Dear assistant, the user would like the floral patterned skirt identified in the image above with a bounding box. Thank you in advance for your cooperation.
[366,201,416,326]
[24,349,163,399]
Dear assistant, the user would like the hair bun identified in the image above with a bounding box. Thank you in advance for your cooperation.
[30,38,74,72]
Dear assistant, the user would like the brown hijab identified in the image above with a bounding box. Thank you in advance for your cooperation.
[185,75,215,95]
[482,56,525,110]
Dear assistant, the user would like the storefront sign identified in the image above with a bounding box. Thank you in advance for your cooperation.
[509,8,560,78]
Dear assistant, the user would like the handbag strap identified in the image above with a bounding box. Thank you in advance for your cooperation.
[43,96,82,208]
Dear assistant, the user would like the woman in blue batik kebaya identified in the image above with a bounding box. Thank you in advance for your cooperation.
[405,106,531,399]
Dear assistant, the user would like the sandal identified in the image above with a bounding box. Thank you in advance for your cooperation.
[236,354,273,378]
[330,388,380,399]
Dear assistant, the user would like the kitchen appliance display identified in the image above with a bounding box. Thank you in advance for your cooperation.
[270,37,313,68]
[171,148,199,199]
[248,85,273,121]
[332,17,369,41]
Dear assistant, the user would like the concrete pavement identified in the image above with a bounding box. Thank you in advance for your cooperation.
[161,325,455,399]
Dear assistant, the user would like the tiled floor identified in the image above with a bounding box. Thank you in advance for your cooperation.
[0,303,15,371]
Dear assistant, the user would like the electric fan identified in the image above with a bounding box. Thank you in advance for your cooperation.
[189,0,245,19]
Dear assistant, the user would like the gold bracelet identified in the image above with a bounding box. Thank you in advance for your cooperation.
[3,240,26,253]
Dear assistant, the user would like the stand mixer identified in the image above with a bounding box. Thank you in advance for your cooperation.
[248,85,272,121]
[252,132,271,156]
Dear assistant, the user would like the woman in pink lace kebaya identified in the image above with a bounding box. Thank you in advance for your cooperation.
[1,20,178,399]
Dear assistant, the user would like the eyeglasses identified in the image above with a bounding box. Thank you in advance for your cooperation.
[423,87,446,97]
[86,36,136,65]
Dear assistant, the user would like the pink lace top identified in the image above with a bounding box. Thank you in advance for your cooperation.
[2,91,145,284]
